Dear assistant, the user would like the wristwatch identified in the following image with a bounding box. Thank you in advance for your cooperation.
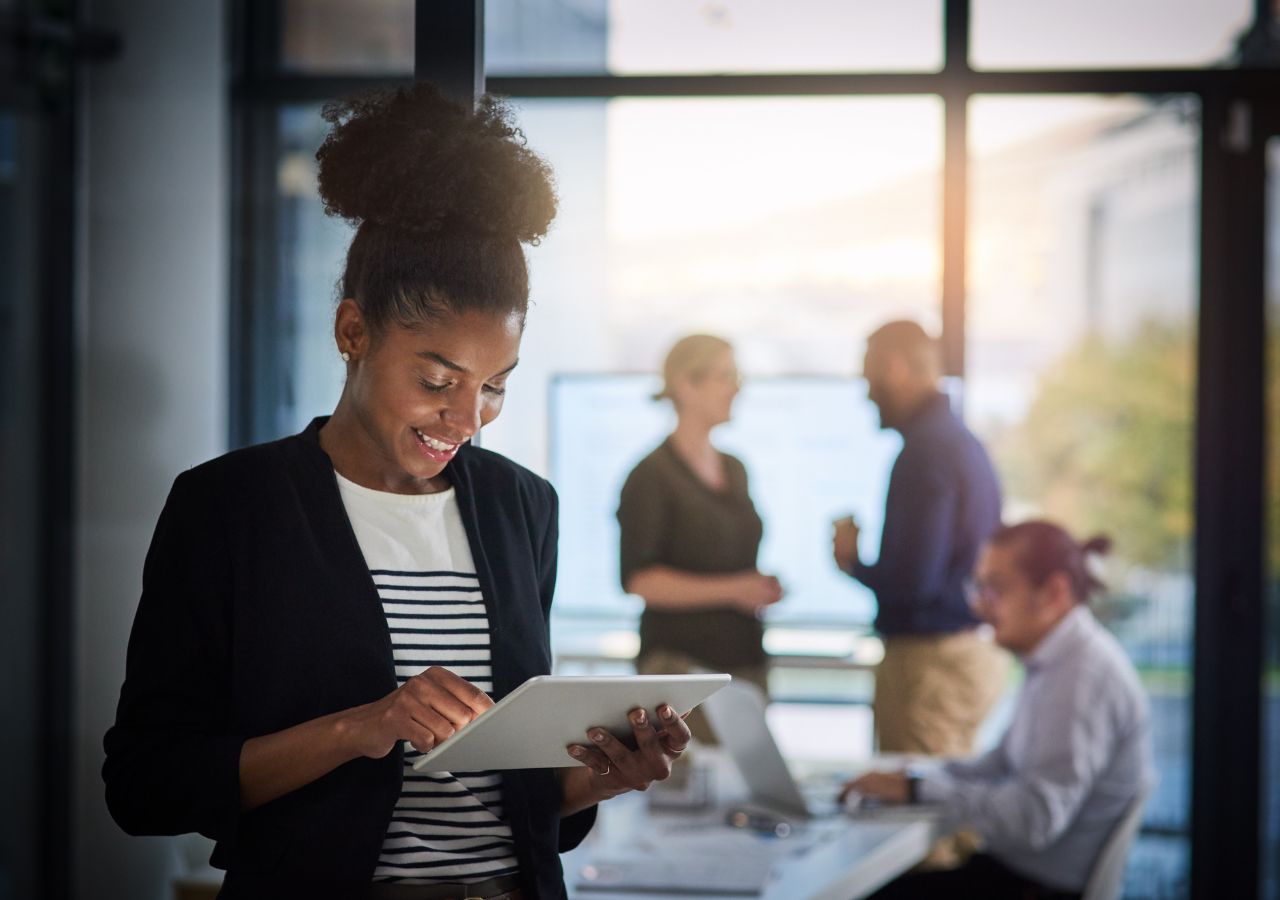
[905,768,924,804]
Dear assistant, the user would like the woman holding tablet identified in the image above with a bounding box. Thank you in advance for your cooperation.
[617,335,784,708]
[103,84,689,899]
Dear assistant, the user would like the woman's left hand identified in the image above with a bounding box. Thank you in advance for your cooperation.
[559,704,692,815]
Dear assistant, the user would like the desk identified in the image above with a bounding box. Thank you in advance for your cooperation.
[563,791,940,900]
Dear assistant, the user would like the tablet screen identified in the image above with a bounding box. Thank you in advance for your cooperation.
[411,673,730,771]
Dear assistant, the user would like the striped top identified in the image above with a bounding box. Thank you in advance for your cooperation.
[335,473,519,885]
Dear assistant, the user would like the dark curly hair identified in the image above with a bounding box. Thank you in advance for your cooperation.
[315,83,557,333]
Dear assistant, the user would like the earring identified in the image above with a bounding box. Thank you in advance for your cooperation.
[340,351,351,362]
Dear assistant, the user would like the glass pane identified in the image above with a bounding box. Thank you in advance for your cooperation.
[486,0,609,74]
[972,0,1253,70]
[968,94,1199,898]
[281,0,942,75]
[596,0,941,75]
[276,105,354,428]
[1265,135,1280,900]
[281,0,413,74]
[0,110,43,900]
[503,96,939,695]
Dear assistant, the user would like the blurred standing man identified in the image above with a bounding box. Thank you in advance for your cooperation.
[833,320,1007,759]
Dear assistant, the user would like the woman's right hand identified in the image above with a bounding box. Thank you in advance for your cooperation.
[238,666,493,811]
[732,571,784,615]
[339,666,494,760]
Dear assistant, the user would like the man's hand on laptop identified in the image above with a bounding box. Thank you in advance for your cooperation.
[839,770,909,805]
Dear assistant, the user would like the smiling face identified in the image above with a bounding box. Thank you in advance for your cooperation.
[323,301,523,493]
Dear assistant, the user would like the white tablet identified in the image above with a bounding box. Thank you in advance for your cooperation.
[410,673,731,772]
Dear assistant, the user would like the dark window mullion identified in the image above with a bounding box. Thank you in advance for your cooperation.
[228,69,1280,106]
[230,0,292,446]
[34,0,78,895]
[941,0,970,385]
[1191,90,1268,900]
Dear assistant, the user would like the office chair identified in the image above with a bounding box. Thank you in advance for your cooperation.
[1081,790,1149,900]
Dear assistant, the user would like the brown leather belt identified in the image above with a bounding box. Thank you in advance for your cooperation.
[367,875,524,900]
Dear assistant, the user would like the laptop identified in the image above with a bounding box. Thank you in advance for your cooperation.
[702,679,836,822]
[706,686,946,826]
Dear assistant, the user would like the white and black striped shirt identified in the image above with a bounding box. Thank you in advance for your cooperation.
[336,473,518,885]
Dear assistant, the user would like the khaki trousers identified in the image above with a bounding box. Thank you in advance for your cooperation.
[873,629,1008,756]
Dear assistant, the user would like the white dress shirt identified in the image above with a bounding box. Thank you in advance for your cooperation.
[918,605,1153,892]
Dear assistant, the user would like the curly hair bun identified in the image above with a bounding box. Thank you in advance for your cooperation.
[316,83,557,244]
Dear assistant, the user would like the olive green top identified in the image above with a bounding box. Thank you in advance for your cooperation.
[616,439,766,671]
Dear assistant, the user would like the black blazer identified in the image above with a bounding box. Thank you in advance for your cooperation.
[103,418,596,898]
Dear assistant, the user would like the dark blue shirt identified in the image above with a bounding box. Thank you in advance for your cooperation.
[852,392,1002,636]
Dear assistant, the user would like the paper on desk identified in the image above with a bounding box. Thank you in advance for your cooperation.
[576,833,787,896]
[632,821,835,862]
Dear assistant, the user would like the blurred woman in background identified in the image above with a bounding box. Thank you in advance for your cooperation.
[617,335,783,715]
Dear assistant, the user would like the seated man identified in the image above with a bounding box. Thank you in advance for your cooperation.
[843,520,1153,900]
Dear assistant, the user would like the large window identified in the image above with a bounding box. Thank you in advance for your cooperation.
[234,2,1280,896]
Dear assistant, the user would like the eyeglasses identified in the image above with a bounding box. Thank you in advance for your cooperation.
[964,577,1006,611]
